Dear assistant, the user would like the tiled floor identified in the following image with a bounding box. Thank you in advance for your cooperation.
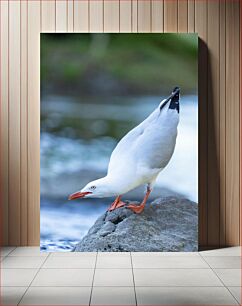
[0,246,241,305]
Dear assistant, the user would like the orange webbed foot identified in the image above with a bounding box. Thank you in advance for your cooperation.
[108,195,126,212]
[127,203,145,214]
[108,201,126,212]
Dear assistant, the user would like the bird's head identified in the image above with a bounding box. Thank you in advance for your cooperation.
[68,177,113,200]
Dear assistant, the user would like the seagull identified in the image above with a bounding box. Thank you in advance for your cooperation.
[68,87,180,214]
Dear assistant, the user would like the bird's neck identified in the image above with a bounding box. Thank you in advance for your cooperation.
[98,175,123,197]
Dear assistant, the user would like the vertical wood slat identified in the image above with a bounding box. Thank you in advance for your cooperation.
[74,0,89,32]
[104,0,119,32]
[41,0,56,32]
[178,0,188,32]
[0,0,9,245]
[132,0,138,32]
[120,0,131,32]
[188,0,195,32]
[207,0,220,246]
[137,0,151,32]
[27,0,40,245]
[20,0,28,245]
[219,0,226,246]
[90,0,103,32]
[9,0,21,245]
[67,0,74,32]
[151,0,164,33]
[56,0,67,32]
[164,0,178,32]
[240,0,242,248]
[195,0,208,247]
[225,0,240,246]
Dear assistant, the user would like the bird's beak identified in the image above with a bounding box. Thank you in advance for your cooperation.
[68,191,92,200]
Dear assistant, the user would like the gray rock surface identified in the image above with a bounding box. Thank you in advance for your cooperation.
[74,196,198,252]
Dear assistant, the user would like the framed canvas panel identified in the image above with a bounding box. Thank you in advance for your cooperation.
[40,33,198,252]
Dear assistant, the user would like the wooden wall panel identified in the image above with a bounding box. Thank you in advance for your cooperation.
[188,0,195,32]
[27,1,40,245]
[151,0,164,33]
[225,0,240,246]
[74,0,88,32]
[195,0,208,247]
[67,0,74,32]
[41,0,55,32]
[0,0,9,245]
[178,0,188,32]
[132,0,138,32]
[9,0,21,245]
[138,1,151,32]
[0,0,240,247]
[56,0,67,32]
[164,0,178,32]
[20,0,28,245]
[120,1,132,32]
[207,0,220,246]
[219,0,226,246]
[90,0,103,32]
[104,0,119,32]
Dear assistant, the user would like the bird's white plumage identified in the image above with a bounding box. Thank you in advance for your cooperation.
[77,89,180,199]
[107,98,179,194]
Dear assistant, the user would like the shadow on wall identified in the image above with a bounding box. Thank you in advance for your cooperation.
[198,38,220,248]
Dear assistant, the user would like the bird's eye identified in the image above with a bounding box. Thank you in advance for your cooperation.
[90,186,96,190]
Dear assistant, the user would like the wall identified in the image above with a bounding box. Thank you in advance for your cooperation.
[0,0,240,247]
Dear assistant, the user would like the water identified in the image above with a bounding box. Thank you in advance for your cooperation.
[41,95,198,251]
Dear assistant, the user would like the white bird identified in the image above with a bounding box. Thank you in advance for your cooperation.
[69,87,180,214]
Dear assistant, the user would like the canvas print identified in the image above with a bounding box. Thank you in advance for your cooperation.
[41,34,198,252]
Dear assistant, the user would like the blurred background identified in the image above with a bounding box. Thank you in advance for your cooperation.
[41,33,198,251]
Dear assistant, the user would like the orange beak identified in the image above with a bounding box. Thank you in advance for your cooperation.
[68,191,92,200]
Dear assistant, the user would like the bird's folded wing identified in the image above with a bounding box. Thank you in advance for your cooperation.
[107,107,161,172]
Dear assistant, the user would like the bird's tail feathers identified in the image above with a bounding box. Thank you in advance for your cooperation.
[159,87,180,113]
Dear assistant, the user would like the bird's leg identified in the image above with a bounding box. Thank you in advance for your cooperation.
[127,187,152,214]
[108,195,126,212]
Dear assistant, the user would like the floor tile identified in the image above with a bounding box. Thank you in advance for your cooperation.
[214,269,241,286]
[0,247,16,257]
[50,252,96,257]
[203,256,241,268]
[19,286,91,305]
[94,269,134,286]
[132,256,209,269]
[1,269,38,286]
[228,287,241,304]
[1,256,46,269]
[31,268,94,286]
[42,256,96,268]
[96,256,132,268]
[131,252,199,257]
[9,247,48,257]
[1,287,27,305]
[134,268,223,286]
[98,252,131,257]
[91,287,136,305]
[200,247,240,257]
[136,287,238,305]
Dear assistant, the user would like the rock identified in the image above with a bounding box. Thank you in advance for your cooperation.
[74,196,198,252]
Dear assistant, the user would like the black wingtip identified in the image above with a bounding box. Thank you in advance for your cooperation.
[169,86,180,113]
[159,87,180,112]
